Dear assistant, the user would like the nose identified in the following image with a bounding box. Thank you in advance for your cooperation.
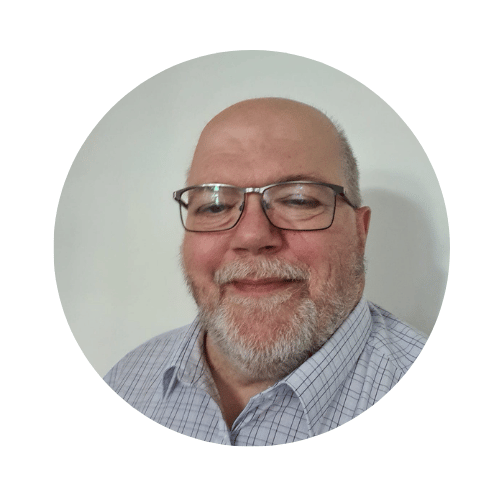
[229,193,284,255]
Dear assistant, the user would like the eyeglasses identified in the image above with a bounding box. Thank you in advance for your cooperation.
[172,181,354,232]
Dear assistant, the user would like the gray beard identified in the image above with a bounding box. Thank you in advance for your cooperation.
[186,255,365,383]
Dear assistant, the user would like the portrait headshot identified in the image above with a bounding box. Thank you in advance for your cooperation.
[54,50,449,446]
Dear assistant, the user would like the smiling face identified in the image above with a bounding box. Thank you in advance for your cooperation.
[181,98,371,382]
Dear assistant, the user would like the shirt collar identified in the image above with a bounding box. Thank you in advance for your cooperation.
[160,317,214,397]
[278,297,373,436]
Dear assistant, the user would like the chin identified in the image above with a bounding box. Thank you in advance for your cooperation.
[222,293,304,343]
[200,293,327,382]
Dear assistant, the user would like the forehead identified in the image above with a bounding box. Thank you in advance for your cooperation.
[187,106,344,188]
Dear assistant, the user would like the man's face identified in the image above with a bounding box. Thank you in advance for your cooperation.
[181,101,370,381]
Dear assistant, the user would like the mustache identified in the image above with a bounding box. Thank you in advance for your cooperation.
[214,259,310,286]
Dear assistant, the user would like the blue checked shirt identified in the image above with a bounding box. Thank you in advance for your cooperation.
[104,298,426,445]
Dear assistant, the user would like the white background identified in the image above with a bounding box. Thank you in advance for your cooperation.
[2,1,499,499]
[54,50,448,377]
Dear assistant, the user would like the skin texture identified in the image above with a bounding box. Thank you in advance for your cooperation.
[181,98,371,426]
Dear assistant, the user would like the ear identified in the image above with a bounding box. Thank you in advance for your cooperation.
[355,206,371,248]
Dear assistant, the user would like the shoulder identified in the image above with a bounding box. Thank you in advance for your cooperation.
[103,323,194,387]
[365,301,428,374]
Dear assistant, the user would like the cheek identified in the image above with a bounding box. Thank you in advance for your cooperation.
[284,230,352,293]
[182,234,228,281]
[285,232,336,275]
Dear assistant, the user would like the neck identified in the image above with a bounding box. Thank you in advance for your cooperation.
[204,333,275,428]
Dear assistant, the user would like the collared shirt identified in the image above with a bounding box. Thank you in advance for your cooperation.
[104,298,427,446]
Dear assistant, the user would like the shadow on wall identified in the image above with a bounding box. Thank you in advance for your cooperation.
[362,188,449,336]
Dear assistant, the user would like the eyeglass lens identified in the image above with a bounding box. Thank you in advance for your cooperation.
[179,184,337,232]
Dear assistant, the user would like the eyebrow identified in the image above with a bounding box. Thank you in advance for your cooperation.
[274,174,332,184]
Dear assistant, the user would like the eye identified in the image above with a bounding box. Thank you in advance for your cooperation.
[279,196,322,209]
[196,203,229,214]
[194,200,242,217]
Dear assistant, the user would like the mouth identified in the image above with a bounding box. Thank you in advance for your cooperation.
[227,278,304,297]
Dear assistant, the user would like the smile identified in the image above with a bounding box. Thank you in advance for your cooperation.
[228,278,303,297]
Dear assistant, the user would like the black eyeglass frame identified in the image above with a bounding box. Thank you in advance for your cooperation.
[172,181,355,233]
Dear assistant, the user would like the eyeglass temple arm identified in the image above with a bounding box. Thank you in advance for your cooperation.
[339,192,356,209]
[173,191,189,209]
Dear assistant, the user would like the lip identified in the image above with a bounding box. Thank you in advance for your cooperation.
[227,278,301,296]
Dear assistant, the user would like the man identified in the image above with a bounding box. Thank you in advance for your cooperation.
[104,97,426,445]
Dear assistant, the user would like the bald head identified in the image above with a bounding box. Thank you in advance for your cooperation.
[189,98,361,208]
[199,98,336,141]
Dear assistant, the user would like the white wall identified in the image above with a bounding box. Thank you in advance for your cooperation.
[54,51,449,377]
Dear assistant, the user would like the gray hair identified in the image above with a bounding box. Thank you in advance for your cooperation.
[335,123,362,209]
